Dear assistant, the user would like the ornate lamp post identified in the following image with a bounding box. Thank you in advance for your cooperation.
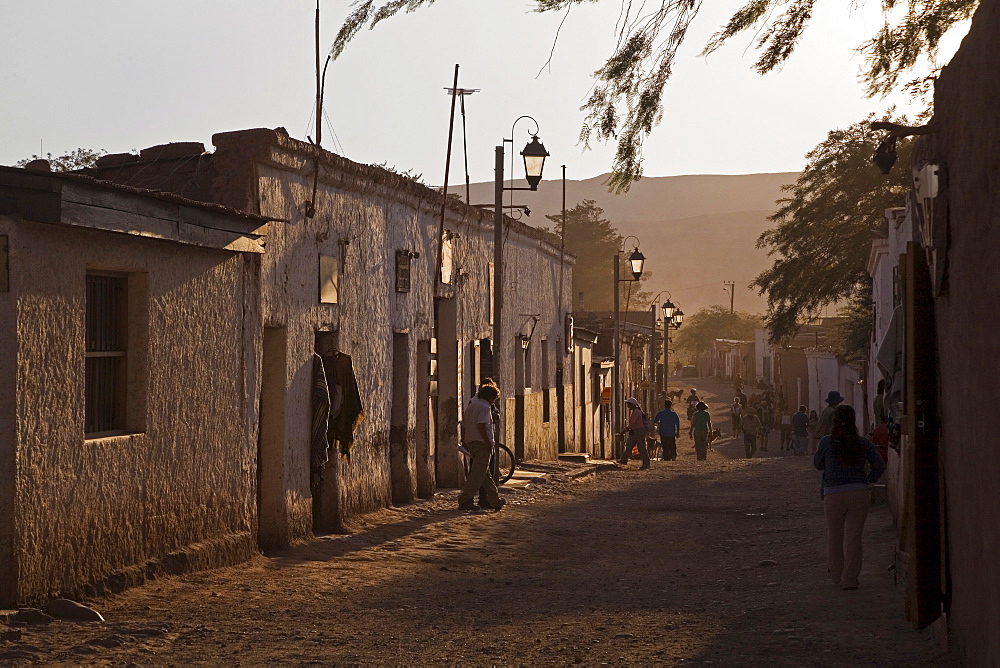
[492,117,549,386]
[487,116,549,468]
[612,237,646,449]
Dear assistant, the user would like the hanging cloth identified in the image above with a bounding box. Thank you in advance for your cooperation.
[310,352,332,486]
[327,352,364,461]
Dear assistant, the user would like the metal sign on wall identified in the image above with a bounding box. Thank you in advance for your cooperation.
[395,250,411,292]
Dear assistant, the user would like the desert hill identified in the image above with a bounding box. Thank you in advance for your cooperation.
[453,172,798,316]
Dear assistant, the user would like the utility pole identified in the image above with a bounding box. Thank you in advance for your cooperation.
[612,254,621,442]
[723,280,736,313]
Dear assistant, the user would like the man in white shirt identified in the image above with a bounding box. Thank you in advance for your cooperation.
[457,384,505,511]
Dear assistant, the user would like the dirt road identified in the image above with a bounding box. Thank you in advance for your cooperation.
[1,377,950,665]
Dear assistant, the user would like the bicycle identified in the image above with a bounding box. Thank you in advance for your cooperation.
[492,442,516,485]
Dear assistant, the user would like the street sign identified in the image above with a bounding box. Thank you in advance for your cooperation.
[601,387,611,405]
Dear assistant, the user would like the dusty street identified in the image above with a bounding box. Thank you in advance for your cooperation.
[2,378,949,666]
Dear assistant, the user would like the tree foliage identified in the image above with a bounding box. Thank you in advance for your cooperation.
[541,199,652,311]
[672,305,763,358]
[751,115,912,343]
[16,148,106,172]
[829,281,872,364]
[333,0,974,191]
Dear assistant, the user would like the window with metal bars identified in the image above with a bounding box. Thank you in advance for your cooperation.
[85,273,128,436]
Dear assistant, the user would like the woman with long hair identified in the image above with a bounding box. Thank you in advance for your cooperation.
[813,404,885,590]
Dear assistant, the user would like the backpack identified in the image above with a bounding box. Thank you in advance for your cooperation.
[641,410,652,431]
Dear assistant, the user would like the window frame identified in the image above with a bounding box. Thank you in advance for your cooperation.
[85,272,129,437]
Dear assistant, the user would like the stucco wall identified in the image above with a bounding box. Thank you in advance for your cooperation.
[245,156,437,531]
[5,216,258,604]
[0,221,18,604]
[210,129,573,530]
[917,0,1000,659]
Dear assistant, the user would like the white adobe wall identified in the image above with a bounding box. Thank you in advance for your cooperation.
[1,215,259,605]
[212,130,572,535]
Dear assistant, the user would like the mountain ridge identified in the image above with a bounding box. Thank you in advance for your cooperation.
[451,171,800,316]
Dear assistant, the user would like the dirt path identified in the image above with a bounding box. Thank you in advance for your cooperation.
[2,377,951,665]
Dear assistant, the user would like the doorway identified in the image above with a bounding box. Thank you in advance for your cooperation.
[258,326,287,550]
[390,332,415,503]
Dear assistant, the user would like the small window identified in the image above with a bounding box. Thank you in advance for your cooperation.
[319,254,339,303]
[85,274,128,435]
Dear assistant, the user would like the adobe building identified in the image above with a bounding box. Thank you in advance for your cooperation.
[0,165,268,606]
[868,0,1000,659]
[85,129,575,544]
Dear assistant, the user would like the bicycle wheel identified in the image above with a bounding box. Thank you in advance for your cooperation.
[495,443,516,485]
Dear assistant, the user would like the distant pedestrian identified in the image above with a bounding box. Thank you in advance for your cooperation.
[685,389,700,422]
[814,404,885,590]
[740,410,762,458]
[688,401,712,461]
[779,412,792,450]
[653,400,681,461]
[758,404,772,452]
[872,379,887,425]
[790,405,809,455]
[730,397,743,438]
[618,397,651,469]
[457,384,505,512]
[815,391,844,441]
[807,410,819,455]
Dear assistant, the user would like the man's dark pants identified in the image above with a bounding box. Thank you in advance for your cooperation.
[660,435,677,461]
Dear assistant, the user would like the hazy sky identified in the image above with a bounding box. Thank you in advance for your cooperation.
[0,1,964,184]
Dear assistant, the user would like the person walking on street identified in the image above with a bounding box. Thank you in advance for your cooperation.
[807,409,819,454]
[653,399,681,461]
[618,398,651,469]
[688,401,712,461]
[731,397,743,438]
[685,389,701,422]
[740,410,762,458]
[779,412,792,450]
[758,404,772,451]
[814,404,885,590]
[815,391,844,441]
[457,384,506,511]
[790,405,809,455]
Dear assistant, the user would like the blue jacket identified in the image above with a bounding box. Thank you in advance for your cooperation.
[653,409,681,437]
[813,435,885,492]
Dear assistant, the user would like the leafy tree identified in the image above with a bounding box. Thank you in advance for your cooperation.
[16,148,106,172]
[672,305,763,358]
[541,199,652,311]
[751,115,912,343]
[333,0,974,192]
[829,281,873,364]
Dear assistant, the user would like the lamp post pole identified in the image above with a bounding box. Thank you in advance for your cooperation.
[612,241,645,448]
[492,145,504,382]
[663,318,670,398]
[653,303,664,402]
[476,118,547,470]
[612,253,621,438]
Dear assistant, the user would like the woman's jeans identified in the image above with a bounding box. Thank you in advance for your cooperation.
[824,488,871,588]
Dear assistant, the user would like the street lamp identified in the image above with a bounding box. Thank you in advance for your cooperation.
[491,116,549,385]
[661,302,684,393]
[486,116,550,464]
[612,236,645,454]
[627,247,645,280]
[520,135,549,190]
